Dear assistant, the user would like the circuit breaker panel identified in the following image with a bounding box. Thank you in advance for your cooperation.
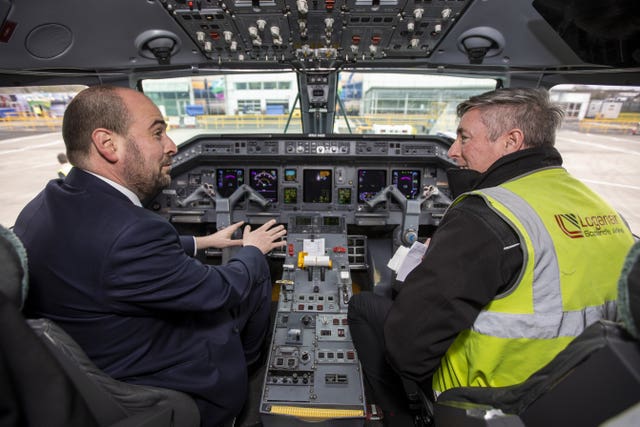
[260,214,367,426]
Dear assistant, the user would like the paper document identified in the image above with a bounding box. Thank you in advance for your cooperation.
[303,238,325,256]
[387,240,429,282]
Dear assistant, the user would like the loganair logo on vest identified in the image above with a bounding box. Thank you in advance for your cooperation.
[554,213,627,239]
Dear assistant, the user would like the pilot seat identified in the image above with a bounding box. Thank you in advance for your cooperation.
[425,240,640,426]
[0,224,200,427]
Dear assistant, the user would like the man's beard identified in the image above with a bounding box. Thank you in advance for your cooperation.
[123,138,172,203]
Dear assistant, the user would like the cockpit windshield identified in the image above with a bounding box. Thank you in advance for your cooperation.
[139,71,496,143]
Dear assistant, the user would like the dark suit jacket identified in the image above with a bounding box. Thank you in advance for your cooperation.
[14,168,271,426]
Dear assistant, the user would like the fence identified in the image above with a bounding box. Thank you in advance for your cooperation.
[0,114,63,132]
[3,112,639,136]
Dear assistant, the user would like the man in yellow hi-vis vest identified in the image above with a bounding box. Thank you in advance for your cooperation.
[348,88,635,426]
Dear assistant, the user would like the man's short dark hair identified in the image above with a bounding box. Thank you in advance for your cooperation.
[62,86,131,167]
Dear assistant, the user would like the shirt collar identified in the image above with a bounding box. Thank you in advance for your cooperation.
[83,170,142,207]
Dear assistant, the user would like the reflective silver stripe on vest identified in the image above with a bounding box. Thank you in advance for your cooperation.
[471,186,617,339]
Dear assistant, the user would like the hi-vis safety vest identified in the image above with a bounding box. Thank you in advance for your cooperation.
[432,166,634,393]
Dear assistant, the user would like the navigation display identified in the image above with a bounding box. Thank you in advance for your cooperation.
[250,169,278,202]
[358,169,387,202]
[303,169,332,203]
[216,168,244,198]
[392,169,421,199]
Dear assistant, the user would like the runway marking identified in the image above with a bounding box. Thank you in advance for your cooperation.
[557,136,640,156]
[0,140,64,155]
[0,132,60,145]
[581,179,640,191]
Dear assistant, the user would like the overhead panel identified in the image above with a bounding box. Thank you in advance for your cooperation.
[160,0,472,66]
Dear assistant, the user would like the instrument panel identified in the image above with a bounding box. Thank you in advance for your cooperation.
[145,135,458,424]
[148,134,456,237]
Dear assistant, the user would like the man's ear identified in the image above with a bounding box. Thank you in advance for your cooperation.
[504,128,525,153]
[91,128,119,163]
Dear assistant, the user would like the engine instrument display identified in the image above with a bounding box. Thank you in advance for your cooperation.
[303,169,332,203]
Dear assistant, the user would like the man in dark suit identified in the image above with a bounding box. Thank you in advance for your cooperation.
[13,85,287,427]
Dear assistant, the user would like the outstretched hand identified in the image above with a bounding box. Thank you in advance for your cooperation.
[242,219,287,254]
[195,221,245,250]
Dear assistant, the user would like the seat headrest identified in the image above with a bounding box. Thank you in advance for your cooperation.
[617,240,640,340]
[0,224,28,309]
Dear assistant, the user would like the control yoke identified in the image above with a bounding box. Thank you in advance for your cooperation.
[367,185,451,246]
[227,184,271,210]
[176,183,217,207]
[177,183,270,229]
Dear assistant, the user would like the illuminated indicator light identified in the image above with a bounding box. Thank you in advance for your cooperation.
[333,318,339,325]
[325,0,335,10]
[317,304,323,311]
[298,304,305,310]
[288,243,295,256]
[347,351,355,359]
[351,35,361,45]
[188,1,194,10]
[371,35,381,45]
[210,31,220,40]
[341,318,348,325]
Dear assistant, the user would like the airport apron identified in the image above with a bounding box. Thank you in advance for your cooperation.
[433,166,635,393]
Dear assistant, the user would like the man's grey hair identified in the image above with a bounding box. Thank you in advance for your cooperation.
[457,88,565,147]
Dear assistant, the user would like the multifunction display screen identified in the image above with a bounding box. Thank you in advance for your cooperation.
[216,168,244,198]
[358,169,387,203]
[392,169,421,199]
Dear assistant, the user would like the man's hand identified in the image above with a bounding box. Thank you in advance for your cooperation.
[195,221,245,250]
[243,219,287,254]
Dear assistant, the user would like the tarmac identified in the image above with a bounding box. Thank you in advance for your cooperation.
[1,128,639,235]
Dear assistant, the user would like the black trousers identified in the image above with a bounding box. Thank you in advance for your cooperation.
[347,292,415,426]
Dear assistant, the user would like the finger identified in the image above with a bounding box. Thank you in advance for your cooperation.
[243,224,252,237]
[228,220,244,231]
[273,240,287,248]
[268,224,285,234]
[258,219,277,230]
